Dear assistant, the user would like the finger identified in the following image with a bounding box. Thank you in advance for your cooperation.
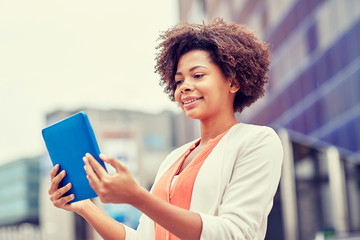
[49,170,66,194]
[50,183,72,201]
[50,164,60,179]
[85,153,107,178]
[83,156,100,184]
[53,194,75,208]
[99,153,126,172]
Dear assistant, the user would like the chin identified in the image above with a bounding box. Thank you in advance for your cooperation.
[184,110,207,120]
[183,111,199,119]
[186,115,199,120]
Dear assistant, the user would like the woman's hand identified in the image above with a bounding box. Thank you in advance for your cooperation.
[83,153,142,205]
[84,153,203,240]
[48,164,89,213]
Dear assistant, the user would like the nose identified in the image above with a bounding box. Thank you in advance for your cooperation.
[179,78,194,93]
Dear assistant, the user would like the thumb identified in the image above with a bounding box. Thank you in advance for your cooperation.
[99,153,126,172]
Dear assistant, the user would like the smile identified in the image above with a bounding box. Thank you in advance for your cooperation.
[183,98,202,104]
[181,97,204,110]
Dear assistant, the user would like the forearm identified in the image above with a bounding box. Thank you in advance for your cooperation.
[132,186,202,240]
[77,200,126,240]
[83,153,202,239]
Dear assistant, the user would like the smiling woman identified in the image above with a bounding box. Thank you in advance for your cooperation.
[173,50,238,122]
[48,18,283,240]
[155,18,271,113]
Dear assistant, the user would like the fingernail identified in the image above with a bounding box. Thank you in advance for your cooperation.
[86,153,90,157]
[99,153,106,158]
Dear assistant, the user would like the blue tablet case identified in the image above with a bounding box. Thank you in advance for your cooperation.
[42,111,107,203]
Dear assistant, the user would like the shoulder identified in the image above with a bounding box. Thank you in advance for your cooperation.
[231,123,278,138]
[224,123,283,160]
[225,123,281,146]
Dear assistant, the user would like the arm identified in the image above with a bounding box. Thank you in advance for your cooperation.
[77,200,126,240]
[83,153,202,240]
[134,186,202,240]
[48,164,126,240]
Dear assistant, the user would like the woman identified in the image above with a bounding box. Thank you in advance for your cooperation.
[49,18,283,240]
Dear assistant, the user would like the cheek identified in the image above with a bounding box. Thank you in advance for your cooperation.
[174,89,181,105]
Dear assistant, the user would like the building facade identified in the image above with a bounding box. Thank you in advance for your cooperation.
[179,0,360,239]
[0,157,42,239]
[0,107,198,240]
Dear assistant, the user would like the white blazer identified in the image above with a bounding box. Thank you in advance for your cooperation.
[125,123,283,240]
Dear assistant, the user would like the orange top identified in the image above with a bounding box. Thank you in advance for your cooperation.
[151,128,231,240]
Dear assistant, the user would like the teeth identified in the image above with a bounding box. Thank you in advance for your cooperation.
[184,98,199,104]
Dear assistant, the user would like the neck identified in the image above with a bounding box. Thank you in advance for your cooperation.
[199,114,238,146]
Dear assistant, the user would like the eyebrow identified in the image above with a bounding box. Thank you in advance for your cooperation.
[175,65,208,75]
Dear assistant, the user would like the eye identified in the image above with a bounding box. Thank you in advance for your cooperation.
[175,79,183,86]
[194,73,205,79]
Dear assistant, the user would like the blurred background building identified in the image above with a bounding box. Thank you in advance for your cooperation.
[0,108,198,239]
[179,0,360,239]
[0,157,42,239]
[39,109,198,240]
[0,0,359,240]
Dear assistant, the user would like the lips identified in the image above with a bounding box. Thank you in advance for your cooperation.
[181,96,203,109]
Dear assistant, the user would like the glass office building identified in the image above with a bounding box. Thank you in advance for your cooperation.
[241,0,360,155]
[0,157,40,226]
[178,0,360,239]
[0,157,41,239]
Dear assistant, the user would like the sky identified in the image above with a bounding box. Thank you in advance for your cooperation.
[0,0,180,164]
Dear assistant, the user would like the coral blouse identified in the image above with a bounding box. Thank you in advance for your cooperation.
[151,128,231,240]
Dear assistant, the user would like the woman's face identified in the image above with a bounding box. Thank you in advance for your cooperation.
[174,50,238,121]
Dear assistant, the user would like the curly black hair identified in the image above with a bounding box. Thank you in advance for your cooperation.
[155,18,271,112]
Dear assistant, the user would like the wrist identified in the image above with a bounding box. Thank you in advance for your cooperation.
[76,199,93,216]
[129,185,148,209]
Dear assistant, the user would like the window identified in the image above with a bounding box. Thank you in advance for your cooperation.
[306,23,318,54]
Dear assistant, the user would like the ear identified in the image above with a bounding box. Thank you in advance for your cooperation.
[229,79,240,94]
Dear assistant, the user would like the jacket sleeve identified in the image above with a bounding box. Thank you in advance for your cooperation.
[200,127,283,240]
[124,214,155,240]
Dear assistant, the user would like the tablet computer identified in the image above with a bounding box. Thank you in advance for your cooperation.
[42,111,107,203]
